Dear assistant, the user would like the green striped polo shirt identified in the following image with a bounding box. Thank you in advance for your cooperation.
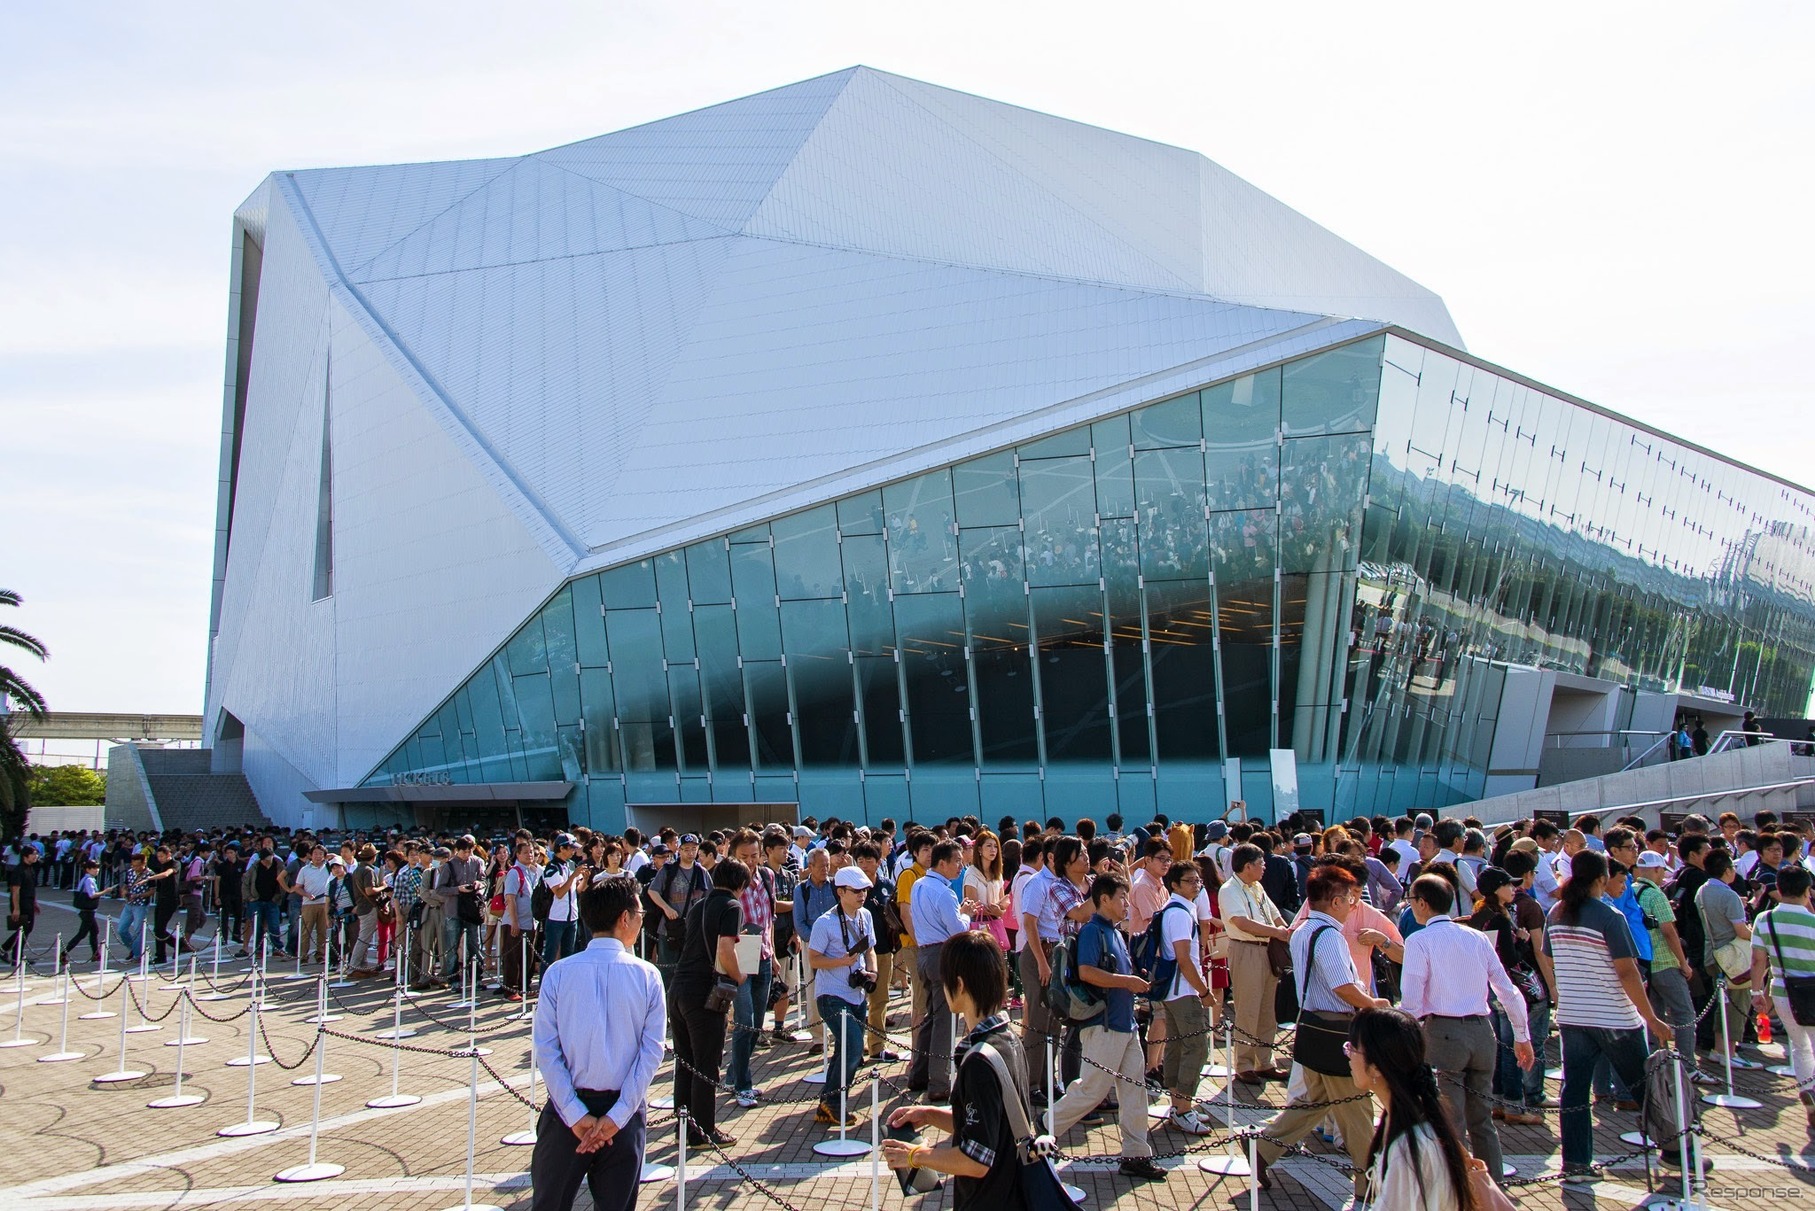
[1752,903,1815,998]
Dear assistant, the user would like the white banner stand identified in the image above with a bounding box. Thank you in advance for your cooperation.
[220,966,279,1136]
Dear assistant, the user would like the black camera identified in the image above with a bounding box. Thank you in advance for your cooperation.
[849,968,877,994]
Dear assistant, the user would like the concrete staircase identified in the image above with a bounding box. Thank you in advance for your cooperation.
[106,744,274,834]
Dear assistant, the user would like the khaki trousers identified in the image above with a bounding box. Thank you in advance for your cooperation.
[298,903,330,963]
[1228,939,1279,1072]
[866,950,896,1055]
[1255,1067,1374,1193]
[1050,1025,1152,1158]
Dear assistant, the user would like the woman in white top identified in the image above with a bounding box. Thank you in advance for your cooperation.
[1347,1006,1474,1210]
[962,830,1010,952]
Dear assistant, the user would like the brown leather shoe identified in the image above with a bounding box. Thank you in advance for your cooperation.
[1233,1070,1264,1085]
[1492,1106,1505,1121]
[1260,1067,1291,1082]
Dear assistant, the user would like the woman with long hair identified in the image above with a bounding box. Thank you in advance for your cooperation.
[963,829,1011,952]
[1348,1006,1474,1209]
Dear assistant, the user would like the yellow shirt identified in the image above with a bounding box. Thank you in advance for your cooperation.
[895,862,926,947]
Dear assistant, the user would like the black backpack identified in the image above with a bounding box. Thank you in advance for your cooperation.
[531,864,556,924]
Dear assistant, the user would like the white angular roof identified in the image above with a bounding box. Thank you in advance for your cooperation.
[277,67,1457,571]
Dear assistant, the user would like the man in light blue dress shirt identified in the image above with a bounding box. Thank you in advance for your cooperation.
[906,840,974,1100]
[531,874,666,1211]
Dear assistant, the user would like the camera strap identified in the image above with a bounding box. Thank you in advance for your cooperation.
[836,905,869,958]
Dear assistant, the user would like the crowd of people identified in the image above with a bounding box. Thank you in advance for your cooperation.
[9,801,1815,1210]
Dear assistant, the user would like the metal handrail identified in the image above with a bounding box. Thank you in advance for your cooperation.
[1621,729,1800,772]
[1573,777,1815,819]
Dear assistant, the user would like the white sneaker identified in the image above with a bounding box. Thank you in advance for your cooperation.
[736,1088,760,1109]
[1169,1109,1211,1136]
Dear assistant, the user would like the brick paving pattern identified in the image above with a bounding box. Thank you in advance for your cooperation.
[5,894,1815,1209]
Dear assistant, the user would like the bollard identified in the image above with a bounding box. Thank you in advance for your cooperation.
[219,965,278,1136]
[147,995,205,1108]
[39,963,84,1061]
[92,972,147,1083]
[272,1017,345,1182]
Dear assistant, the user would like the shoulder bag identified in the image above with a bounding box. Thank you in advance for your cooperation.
[973,1041,1072,1211]
[1291,925,1354,1076]
[1768,914,1815,1026]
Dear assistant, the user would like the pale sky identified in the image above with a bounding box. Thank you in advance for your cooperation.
[4,1,1811,720]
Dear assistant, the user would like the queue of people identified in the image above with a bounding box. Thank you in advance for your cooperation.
[17,801,1815,1211]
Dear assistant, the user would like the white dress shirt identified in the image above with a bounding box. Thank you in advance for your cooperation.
[534,937,667,1128]
[1399,916,1530,1042]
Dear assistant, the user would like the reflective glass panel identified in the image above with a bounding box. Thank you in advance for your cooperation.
[773,505,844,600]
[1032,584,1113,762]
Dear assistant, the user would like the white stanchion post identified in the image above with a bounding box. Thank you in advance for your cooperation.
[164,958,209,1046]
[198,932,228,1001]
[450,935,474,1010]
[440,1045,503,1211]
[870,1068,881,1211]
[39,964,83,1061]
[148,995,205,1108]
[293,981,342,1086]
[133,921,152,982]
[815,1010,869,1156]
[458,955,492,1057]
[37,933,67,1005]
[220,965,278,1136]
[1045,1036,1056,1133]
[81,921,116,1020]
[378,928,417,1042]
[502,1057,538,1145]
[273,1018,345,1182]
[289,925,308,980]
[1702,978,1762,1109]
[804,1018,827,1085]
[93,973,147,1083]
[677,1111,688,1211]
[167,924,184,988]
[1,931,33,1048]
[1248,1131,1260,1211]
[1199,1015,1251,1175]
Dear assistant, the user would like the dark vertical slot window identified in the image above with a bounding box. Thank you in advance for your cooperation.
[895,593,973,764]
[1032,584,1113,762]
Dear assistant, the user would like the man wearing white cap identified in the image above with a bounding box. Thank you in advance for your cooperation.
[1633,848,1696,1059]
[808,866,877,1127]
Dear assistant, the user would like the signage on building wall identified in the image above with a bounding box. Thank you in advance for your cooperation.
[390,771,453,787]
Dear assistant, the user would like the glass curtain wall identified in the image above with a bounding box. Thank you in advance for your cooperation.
[366,331,1815,828]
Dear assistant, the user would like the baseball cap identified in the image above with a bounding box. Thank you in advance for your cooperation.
[834,866,873,890]
[679,834,700,846]
[328,855,346,867]
[432,846,452,858]
[650,842,671,855]
[793,825,813,839]
[1636,850,1669,869]
[1475,867,1515,898]
[1204,821,1229,841]
[1293,833,1313,849]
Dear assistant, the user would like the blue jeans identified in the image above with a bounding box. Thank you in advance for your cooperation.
[818,993,866,1108]
[443,918,483,979]
[118,904,148,960]
[540,919,577,967]
[728,956,773,1094]
[1560,1024,1649,1166]
[250,901,283,956]
[1494,998,1552,1107]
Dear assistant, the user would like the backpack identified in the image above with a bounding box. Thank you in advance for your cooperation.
[531,863,557,924]
[1131,901,1191,994]
[1044,927,1105,1025]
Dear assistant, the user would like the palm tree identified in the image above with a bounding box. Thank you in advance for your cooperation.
[0,589,47,835]
[1,588,49,720]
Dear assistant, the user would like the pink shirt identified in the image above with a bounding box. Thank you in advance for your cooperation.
[1290,900,1403,992]
[1129,868,1168,934]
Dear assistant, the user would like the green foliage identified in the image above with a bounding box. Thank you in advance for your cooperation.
[27,763,105,807]
[1,587,49,721]
[0,724,28,839]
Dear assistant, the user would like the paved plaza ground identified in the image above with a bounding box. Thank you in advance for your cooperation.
[5,888,1815,1210]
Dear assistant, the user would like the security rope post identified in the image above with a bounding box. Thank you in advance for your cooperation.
[870,1066,881,1211]
[198,931,229,1001]
[502,1056,538,1145]
[147,993,205,1108]
[93,971,147,1083]
[815,1008,869,1157]
[1703,976,1762,1109]
[1199,1016,1251,1176]
[219,964,278,1136]
[458,952,492,1058]
[37,932,67,1005]
[164,957,209,1047]
[378,926,417,1042]
[1,930,32,1048]
[292,980,341,1087]
[677,1108,689,1211]
[1248,1130,1261,1211]
[39,960,83,1062]
[80,920,116,1021]
[441,1039,504,1211]
[167,921,184,988]
[272,1018,344,1183]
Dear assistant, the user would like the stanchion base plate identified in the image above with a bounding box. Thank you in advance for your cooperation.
[1619,1131,1655,1148]
[0,1038,41,1048]
[124,1025,162,1034]
[1701,1092,1764,1109]
[219,1120,279,1137]
[274,1162,346,1183]
[93,1069,149,1083]
[164,1036,209,1047]
[1202,1063,1233,1078]
[501,1130,537,1146]
[1197,1154,1251,1176]
[437,1204,502,1211]
[1060,1182,1086,1204]
[367,1094,422,1109]
[34,997,69,1006]
[78,1011,117,1020]
[801,1073,826,1084]
[447,999,476,1011]
[638,1163,675,1183]
[1731,1056,1764,1070]
[1769,1063,1798,1077]
[302,1016,342,1026]
[292,1074,342,1086]
[1147,1101,1174,1119]
[196,994,232,1002]
[375,1028,418,1040]
[148,1094,206,1108]
[813,1139,871,1157]
[225,1056,271,1067]
[1501,1162,1516,1178]
[39,1051,86,1062]
[648,1095,674,1110]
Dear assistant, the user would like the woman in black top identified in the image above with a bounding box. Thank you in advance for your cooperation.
[883,930,1031,1210]
[670,857,749,1147]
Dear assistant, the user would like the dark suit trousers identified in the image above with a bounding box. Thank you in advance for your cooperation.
[530,1102,644,1211]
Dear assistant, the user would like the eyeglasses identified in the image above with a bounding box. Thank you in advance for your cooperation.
[1342,1042,1359,1058]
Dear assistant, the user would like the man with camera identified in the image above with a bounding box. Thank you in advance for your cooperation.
[437,836,487,985]
[808,865,880,1127]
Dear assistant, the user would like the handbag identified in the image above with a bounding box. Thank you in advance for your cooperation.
[1768,916,1815,1026]
[1291,927,1353,1076]
[972,1041,1072,1211]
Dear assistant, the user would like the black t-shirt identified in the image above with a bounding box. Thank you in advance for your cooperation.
[254,856,282,903]
[8,862,39,915]
[149,857,179,906]
[674,889,742,1001]
[214,857,244,901]
[949,1027,1029,1211]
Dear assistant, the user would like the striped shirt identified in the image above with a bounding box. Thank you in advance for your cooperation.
[1544,898,1643,1030]
[1752,904,1815,999]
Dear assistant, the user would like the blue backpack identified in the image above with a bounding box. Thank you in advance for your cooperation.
[1132,901,1191,994]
